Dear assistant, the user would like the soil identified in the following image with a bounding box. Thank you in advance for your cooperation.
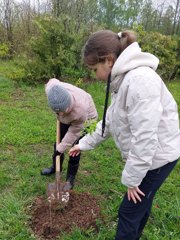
[30,191,102,239]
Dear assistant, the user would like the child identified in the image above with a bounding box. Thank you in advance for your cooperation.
[69,30,180,239]
[41,78,98,189]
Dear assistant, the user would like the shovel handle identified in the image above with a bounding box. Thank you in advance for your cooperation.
[56,120,61,173]
[56,119,60,145]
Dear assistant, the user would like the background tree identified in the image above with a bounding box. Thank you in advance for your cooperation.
[0,0,179,82]
[172,0,180,34]
[0,0,15,55]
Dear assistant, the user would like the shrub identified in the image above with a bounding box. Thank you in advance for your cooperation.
[20,16,78,84]
[0,43,9,59]
[133,24,179,80]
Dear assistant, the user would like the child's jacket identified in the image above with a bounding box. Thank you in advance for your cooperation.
[45,78,98,153]
[79,42,180,188]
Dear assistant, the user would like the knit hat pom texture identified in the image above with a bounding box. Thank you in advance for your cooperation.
[47,85,71,112]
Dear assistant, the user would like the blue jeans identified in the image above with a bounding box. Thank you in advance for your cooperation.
[115,160,178,240]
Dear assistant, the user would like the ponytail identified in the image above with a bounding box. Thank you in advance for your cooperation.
[82,30,137,66]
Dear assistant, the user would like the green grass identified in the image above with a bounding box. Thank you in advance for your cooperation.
[0,76,180,240]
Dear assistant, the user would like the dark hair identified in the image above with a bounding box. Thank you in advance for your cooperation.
[82,30,137,66]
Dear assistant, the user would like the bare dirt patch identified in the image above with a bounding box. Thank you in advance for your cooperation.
[30,191,102,239]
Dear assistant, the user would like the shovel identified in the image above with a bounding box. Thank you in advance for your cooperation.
[47,120,71,205]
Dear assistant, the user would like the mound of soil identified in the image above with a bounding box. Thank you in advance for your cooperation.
[30,191,102,239]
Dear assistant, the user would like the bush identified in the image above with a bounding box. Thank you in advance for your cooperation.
[133,24,179,80]
[20,16,80,84]
[0,43,9,59]
[0,58,25,83]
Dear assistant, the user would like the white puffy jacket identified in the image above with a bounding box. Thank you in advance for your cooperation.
[79,42,180,188]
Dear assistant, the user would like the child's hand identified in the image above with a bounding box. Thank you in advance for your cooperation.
[69,145,81,157]
[127,187,145,204]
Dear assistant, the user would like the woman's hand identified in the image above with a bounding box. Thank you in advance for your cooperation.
[69,144,81,157]
[127,187,145,204]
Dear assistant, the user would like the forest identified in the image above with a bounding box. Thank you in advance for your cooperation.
[0,0,179,83]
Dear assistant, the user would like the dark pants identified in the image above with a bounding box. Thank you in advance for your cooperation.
[53,123,81,166]
[115,159,178,240]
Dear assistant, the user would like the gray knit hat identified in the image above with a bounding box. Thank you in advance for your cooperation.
[47,85,71,112]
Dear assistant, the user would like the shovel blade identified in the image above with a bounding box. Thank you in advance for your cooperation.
[47,181,71,204]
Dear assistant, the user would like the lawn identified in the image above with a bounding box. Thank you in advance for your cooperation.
[0,76,180,240]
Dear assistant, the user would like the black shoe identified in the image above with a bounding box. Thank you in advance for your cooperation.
[41,166,55,176]
[41,152,64,176]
